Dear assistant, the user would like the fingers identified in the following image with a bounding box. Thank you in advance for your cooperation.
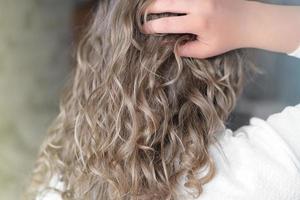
[145,0,192,14]
[177,40,214,59]
[142,15,196,34]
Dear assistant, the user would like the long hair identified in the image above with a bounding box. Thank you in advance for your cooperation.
[26,0,255,199]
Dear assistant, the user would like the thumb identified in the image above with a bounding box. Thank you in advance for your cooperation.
[176,40,215,59]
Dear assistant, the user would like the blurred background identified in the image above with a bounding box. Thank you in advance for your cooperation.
[0,0,299,199]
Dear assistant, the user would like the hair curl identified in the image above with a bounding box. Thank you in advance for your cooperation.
[26,0,255,199]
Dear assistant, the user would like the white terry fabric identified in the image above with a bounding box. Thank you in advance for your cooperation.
[177,103,300,200]
[288,45,300,58]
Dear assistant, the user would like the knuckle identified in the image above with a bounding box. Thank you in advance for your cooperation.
[193,0,217,16]
[145,20,159,33]
[166,0,176,7]
[148,21,157,33]
[147,18,171,33]
[192,3,217,31]
[206,0,218,13]
[193,16,210,31]
[162,17,172,28]
[152,17,172,33]
[153,21,163,33]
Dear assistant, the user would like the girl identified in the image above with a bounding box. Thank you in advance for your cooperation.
[27,0,300,199]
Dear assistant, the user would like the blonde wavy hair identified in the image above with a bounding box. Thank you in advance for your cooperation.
[26,0,255,199]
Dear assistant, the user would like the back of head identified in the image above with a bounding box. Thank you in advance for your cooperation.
[27,0,253,199]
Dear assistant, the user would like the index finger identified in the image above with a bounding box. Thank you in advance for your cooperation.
[142,15,197,34]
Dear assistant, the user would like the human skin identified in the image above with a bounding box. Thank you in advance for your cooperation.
[141,0,300,59]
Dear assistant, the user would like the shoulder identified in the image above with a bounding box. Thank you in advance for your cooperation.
[217,103,300,169]
[262,103,300,165]
[180,104,300,199]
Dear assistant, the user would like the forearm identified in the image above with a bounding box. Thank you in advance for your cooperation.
[245,1,300,54]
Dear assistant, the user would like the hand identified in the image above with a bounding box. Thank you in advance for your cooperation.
[141,0,253,59]
[141,0,300,58]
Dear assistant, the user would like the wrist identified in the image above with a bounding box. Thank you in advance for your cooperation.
[239,1,269,50]
[235,1,260,49]
[242,1,300,54]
